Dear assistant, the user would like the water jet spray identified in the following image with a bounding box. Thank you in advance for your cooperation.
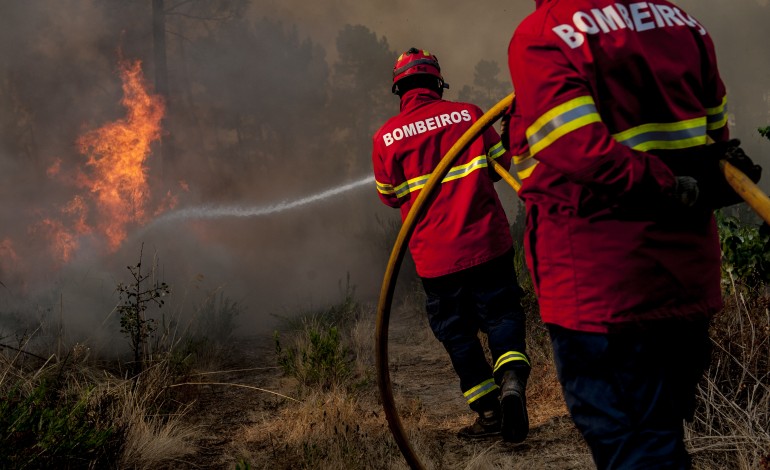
[137,174,375,234]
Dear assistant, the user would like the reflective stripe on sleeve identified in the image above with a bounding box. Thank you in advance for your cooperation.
[463,378,499,404]
[375,154,490,198]
[376,180,396,195]
[612,117,708,151]
[526,96,601,156]
[517,96,717,184]
[513,150,538,181]
[493,351,530,374]
[487,141,505,160]
[706,96,728,131]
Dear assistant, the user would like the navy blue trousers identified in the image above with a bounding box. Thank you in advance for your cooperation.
[421,249,529,412]
[549,318,711,469]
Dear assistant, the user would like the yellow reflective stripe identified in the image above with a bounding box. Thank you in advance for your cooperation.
[493,351,530,373]
[375,180,395,195]
[487,141,505,160]
[395,176,425,198]
[443,155,488,183]
[463,378,499,404]
[612,117,707,151]
[512,150,531,165]
[517,163,538,181]
[515,97,722,186]
[513,150,538,181]
[706,96,728,131]
[382,155,490,199]
[526,96,601,157]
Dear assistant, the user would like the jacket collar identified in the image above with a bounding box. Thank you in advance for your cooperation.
[400,88,442,112]
[534,0,548,8]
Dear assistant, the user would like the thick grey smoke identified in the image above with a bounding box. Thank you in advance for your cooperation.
[0,1,768,353]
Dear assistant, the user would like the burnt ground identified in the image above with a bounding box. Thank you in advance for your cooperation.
[173,307,594,469]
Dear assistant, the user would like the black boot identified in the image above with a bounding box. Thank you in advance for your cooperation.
[500,369,529,443]
[457,408,501,439]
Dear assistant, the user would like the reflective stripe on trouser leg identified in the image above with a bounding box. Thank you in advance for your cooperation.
[463,378,499,406]
[493,351,531,374]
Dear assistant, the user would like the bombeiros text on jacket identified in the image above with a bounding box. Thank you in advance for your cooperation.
[382,109,472,146]
[552,2,707,49]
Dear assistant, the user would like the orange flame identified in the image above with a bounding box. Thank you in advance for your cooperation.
[75,58,165,250]
[34,57,167,264]
[33,219,79,263]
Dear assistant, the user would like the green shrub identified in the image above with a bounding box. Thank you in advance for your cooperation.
[273,278,358,391]
[759,125,770,141]
[0,379,116,468]
[117,245,171,375]
[274,323,352,390]
[716,211,770,289]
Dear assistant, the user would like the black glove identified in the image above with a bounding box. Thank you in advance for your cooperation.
[697,139,762,209]
[675,176,700,208]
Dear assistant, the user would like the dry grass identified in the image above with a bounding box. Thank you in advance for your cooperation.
[687,278,770,470]
[238,386,406,469]
[0,336,201,468]
[234,288,587,470]
[112,363,198,469]
[6,264,766,469]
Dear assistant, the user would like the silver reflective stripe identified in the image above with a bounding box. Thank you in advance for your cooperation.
[487,141,505,160]
[444,156,488,181]
[706,97,728,131]
[376,181,395,195]
[395,176,429,198]
[528,102,599,150]
[388,155,491,199]
[493,351,530,373]
[615,124,707,150]
[463,378,499,404]
[513,154,537,173]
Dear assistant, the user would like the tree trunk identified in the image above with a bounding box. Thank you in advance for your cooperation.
[152,0,175,177]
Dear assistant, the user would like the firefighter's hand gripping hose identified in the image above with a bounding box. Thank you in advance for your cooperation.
[375,93,770,470]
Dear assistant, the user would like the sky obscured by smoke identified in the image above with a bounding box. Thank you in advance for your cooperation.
[0,0,768,353]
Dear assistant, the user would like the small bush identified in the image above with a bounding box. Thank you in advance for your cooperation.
[116,245,171,375]
[759,126,770,141]
[717,212,770,290]
[273,278,359,391]
[0,378,116,468]
[275,323,352,390]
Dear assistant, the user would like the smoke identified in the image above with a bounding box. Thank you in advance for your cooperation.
[676,0,770,179]
[0,1,768,353]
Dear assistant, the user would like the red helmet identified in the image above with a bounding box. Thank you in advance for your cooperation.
[392,47,448,94]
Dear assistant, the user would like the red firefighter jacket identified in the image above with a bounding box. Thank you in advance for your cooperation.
[372,88,513,278]
[507,0,729,332]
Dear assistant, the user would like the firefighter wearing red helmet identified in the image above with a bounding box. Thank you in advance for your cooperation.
[504,1,761,468]
[372,47,531,442]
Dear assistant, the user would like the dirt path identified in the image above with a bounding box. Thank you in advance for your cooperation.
[178,309,593,469]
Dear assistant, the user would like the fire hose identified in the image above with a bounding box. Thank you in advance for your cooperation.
[375,92,770,470]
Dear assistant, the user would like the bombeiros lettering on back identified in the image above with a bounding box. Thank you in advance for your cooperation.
[552,2,707,49]
[383,109,472,147]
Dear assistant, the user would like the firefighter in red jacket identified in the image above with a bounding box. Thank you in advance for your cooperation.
[504,1,762,468]
[372,48,531,442]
